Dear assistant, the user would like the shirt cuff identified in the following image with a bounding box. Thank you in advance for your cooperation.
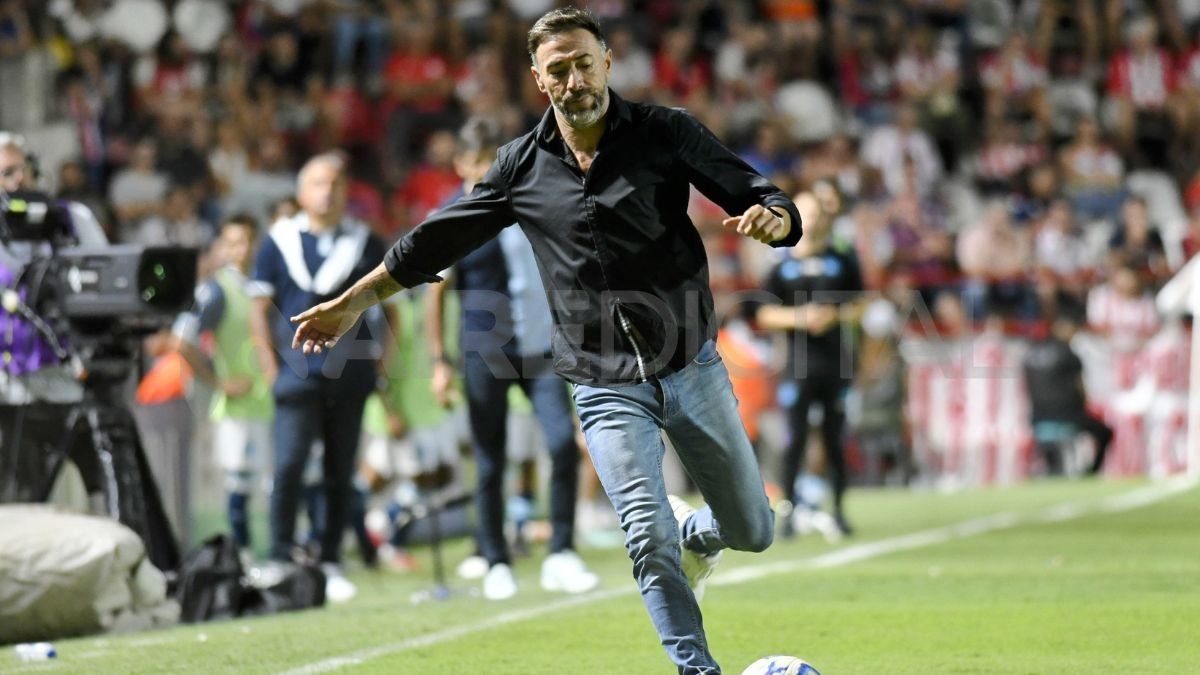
[763,196,803,248]
[384,246,444,288]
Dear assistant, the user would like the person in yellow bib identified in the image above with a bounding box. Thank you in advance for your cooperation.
[174,214,274,557]
[360,286,466,569]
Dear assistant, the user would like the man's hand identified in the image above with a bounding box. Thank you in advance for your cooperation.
[290,296,362,354]
[386,411,407,439]
[722,204,790,244]
[805,304,840,336]
[431,359,456,409]
[221,376,255,398]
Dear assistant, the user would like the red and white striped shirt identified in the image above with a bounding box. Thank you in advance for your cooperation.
[980,51,1048,96]
[1087,284,1161,353]
[1106,49,1178,108]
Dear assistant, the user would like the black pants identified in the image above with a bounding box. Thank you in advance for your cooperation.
[462,349,579,566]
[1036,413,1114,476]
[269,388,368,563]
[781,375,850,512]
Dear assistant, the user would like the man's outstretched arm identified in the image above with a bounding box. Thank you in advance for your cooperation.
[290,263,404,354]
[290,156,516,354]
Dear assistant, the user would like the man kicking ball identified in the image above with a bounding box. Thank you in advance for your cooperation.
[290,8,800,673]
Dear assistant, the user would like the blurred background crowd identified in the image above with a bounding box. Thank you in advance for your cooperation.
[1,0,1196,555]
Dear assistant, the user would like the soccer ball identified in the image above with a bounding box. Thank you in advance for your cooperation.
[741,655,821,675]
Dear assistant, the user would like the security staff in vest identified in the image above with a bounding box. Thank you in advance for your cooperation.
[248,153,387,603]
[173,214,273,559]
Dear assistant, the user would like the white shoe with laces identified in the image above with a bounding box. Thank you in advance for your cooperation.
[666,495,723,602]
[482,563,517,600]
[540,550,600,593]
[321,563,357,603]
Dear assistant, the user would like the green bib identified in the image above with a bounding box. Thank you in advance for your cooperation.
[364,288,461,434]
[210,267,273,421]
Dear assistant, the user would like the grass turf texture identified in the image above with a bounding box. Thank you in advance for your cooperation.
[9,479,1199,674]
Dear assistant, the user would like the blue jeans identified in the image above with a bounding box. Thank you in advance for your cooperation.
[463,349,579,566]
[573,340,774,675]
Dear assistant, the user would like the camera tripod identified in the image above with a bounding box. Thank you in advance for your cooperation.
[0,351,182,573]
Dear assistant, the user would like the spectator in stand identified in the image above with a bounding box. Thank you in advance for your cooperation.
[331,0,391,90]
[1109,195,1169,287]
[1087,259,1161,356]
[713,19,770,100]
[1034,199,1093,304]
[893,23,964,166]
[133,184,212,248]
[957,201,1037,321]
[108,138,168,238]
[253,24,313,96]
[861,103,943,197]
[885,188,956,302]
[56,159,112,237]
[802,133,865,204]
[1104,16,1183,165]
[654,25,710,106]
[383,18,457,178]
[60,67,106,189]
[1022,311,1113,475]
[836,24,897,126]
[209,119,248,198]
[980,30,1051,132]
[455,45,513,119]
[160,114,215,202]
[224,134,297,226]
[974,117,1048,196]
[1059,115,1127,222]
[390,130,461,233]
[740,121,794,183]
[606,25,654,102]
[134,30,207,122]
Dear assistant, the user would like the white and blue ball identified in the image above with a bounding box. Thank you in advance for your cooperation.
[741,655,820,675]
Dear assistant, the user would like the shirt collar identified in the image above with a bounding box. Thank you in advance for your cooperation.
[536,88,631,151]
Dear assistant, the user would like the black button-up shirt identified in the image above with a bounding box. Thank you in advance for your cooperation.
[384,90,802,386]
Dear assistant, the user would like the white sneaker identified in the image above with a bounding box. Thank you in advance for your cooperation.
[666,495,723,602]
[809,510,844,544]
[456,555,489,580]
[540,550,600,593]
[321,563,357,603]
[790,503,818,537]
[482,563,517,600]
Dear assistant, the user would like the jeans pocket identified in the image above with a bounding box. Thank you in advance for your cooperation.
[693,339,721,367]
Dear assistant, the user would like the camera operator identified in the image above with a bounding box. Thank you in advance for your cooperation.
[0,134,97,407]
[0,133,107,501]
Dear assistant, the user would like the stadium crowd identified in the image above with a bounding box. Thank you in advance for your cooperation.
[1,0,1196,572]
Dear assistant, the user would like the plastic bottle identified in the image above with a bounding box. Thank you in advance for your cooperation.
[14,642,56,661]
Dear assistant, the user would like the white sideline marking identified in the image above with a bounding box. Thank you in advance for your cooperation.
[276,477,1189,674]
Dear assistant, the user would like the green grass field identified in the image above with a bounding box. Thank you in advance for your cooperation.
[10,478,1200,674]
